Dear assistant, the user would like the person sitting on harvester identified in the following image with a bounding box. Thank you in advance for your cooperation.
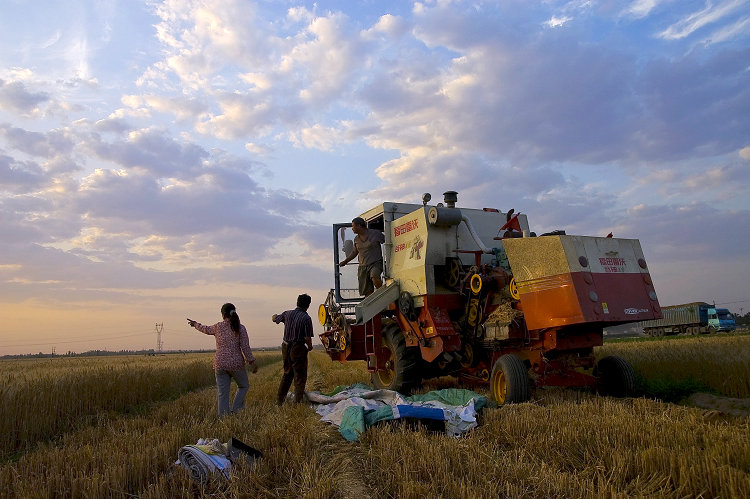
[339,217,385,296]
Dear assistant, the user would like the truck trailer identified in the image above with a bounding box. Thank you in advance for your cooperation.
[639,302,736,336]
[318,191,662,404]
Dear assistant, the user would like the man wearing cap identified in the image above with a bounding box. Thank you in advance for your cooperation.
[339,217,385,296]
[272,293,314,405]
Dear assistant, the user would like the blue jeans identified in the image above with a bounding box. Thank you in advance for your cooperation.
[215,368,249,416]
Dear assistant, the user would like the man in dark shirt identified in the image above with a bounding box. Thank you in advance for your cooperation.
[272,293,314,405]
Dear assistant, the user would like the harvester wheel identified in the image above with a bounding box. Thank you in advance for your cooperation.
[370,324,422,393]
[490,354,530,405]
[595,356,636,398]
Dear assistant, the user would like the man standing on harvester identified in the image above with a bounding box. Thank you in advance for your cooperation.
[273,294,314,405]
[339,217,385,296]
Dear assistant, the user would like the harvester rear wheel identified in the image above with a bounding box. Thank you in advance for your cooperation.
[490,354,530,405]
[595,355,636,398]
[370,324,422,393]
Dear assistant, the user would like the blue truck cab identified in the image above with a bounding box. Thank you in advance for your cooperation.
[704,307,736,332]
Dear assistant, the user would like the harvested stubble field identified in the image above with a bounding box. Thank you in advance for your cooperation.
[1,335,749,498]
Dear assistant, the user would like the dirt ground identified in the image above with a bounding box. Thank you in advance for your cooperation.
[682,392,750,419]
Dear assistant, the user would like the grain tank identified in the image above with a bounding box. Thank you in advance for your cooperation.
[318,192,662,404]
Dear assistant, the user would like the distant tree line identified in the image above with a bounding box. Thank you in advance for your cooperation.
[0,346,282,360]
[734,312,750,327]
[0,348,214,360]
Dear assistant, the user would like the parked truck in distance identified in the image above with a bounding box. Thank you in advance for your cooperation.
[639,302,736,336]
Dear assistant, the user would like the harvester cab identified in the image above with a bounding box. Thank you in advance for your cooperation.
[319,192,661,404]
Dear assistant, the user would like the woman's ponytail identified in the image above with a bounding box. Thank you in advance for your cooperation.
[221,302,241,334]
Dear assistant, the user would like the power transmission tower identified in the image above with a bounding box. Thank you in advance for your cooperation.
[155,323,164,353]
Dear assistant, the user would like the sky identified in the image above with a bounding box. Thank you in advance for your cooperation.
[1,0,749,355]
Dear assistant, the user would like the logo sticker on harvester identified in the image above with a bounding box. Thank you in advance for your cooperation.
[602,302,609,314]
[409,235,424,260]
[624,308,648,315]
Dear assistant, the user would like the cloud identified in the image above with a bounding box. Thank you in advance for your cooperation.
[621,0,663,19]
[149,0,281,86]
[245,142,273,156]
[335,0,750,213]
[351,32,639,170]
[282,12,368,102]
[71,164,320,245]
[88,128,209,178]
[658,0,745,40]
[703,15,750,44]
[544,16,572,28]
[0,79,51,116]
[290,124,343,151]
[615,203,750,259]
[0,181,82,242]
[195,90,300,139]
[143,94,209,122]
[365,14,409,38]
[0,93,326,307]
[141,2,377,141]
[0,124,75,158]
[0,154,47,193]
[634,47,750,160]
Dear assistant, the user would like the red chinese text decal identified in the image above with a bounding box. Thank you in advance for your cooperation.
[394,218,419,237]
[599,257,626,273]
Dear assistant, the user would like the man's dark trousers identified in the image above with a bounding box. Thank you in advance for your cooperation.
[277,341,308,404]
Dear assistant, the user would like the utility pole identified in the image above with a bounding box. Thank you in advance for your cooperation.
[155,323,164,353]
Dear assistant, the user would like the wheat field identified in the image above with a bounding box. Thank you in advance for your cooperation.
[1,335,748,498]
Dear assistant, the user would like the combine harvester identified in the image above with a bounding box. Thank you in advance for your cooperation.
[318,191,662,404]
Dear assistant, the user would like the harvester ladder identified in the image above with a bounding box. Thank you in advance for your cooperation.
[365,318,376,356]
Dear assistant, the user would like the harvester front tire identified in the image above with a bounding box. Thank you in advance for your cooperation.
[370,325,422,394]
[490,354,530,405]
[595,355,636,398]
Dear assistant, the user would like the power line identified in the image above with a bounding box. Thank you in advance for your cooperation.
[715,299,750,306]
